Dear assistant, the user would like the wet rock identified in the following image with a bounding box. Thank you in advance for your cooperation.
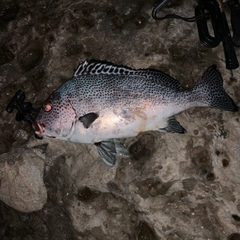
[67,22,79,34]
[0,124,15,154]
[77,187,101,202]
[0,44,15,65]
[137,221,157,240]
[65,43,83,57]
[228,233,240,240]
[232,214,240,221]
[168,190,188,203]
[107,181,123,194]
[135,15,147,29]
[222,158,230,167]
[18,41,44,72]
[193,129,199,135]
[182,178,197,191]
[0,0,19,21]
[194,203,221,236]
[191,146,214,178]
[166,232,182,240]
[32,143,48,159]
[114,1,142,21]
[108,1,142,29]
[0,201,77,240]
[136,178,174,199]
[111,15,125,29]
[68,192,137,239]
[0,65,21,87]
[206,172,215,181]
[81,3,94,17]
[79,18,95,28]
[28,68,45,90]
[0,148,47,212]
[129,133,155,161]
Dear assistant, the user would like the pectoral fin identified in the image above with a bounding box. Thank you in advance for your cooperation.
[79,112,99,129]
[158,117,186,134]
[94,139,130,166]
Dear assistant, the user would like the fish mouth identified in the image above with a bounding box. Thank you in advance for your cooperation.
[33,121,45,135]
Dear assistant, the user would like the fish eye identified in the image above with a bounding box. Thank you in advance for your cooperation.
[43,101,52,112]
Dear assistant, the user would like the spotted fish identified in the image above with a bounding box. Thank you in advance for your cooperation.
[33,60,238,165]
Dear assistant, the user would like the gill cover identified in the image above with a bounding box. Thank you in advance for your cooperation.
[34,92,77,139]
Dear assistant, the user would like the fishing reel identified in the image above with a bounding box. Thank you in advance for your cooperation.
[6,90,40,125]
[195,0,239,70]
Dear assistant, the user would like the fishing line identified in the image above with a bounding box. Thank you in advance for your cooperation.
[152,9,209,22]
[152,0,211,22]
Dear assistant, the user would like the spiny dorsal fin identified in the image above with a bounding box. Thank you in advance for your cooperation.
[74,60,135,77]
[74,59,181,90]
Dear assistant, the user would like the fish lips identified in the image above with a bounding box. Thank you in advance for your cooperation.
[32,121,58,139]
[32,120,45,137]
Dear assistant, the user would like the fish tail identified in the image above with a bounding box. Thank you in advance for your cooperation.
[192,65,238,112]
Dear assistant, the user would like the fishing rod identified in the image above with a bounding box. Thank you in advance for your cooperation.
[152,0,240,70]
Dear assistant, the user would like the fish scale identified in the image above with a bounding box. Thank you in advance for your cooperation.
[33,60,238,166]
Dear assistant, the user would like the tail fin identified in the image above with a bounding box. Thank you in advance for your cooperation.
[193,65,238,112]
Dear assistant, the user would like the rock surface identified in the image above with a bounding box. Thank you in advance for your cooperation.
[0,0,240,239]
[0,148,47,213]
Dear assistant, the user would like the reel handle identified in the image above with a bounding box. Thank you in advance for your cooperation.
[220,11,239,69]
[195,0,239,69]
[6,90,25,113]
[228,0,240,47]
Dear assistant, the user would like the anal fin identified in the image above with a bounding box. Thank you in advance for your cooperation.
[158,117,186,134]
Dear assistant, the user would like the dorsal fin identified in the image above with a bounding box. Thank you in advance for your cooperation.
[74,60,135,77]
[74,60,181,90]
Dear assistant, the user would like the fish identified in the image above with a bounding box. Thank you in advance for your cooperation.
[33,60,238,166]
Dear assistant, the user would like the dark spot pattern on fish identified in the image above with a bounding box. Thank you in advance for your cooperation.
[73,60,181,90]
[34,60,238,166]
